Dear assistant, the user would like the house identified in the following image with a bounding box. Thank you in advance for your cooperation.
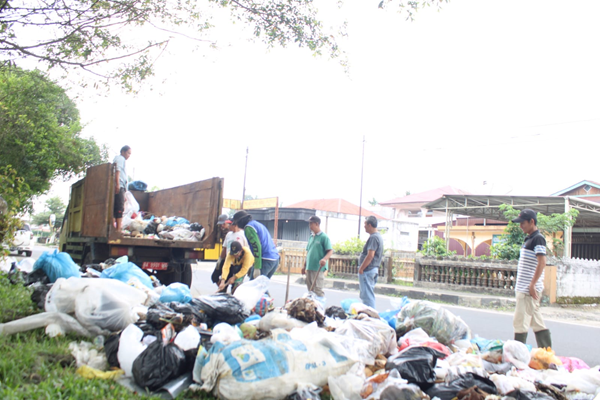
[379,186,471,250]
[552,180,600,203]
[243,198,390,249]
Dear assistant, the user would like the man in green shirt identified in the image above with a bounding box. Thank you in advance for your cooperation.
[301,216,333,297]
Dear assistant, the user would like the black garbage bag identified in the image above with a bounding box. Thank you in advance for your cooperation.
[132,340,187,391]
[507,390,554,400]
[128,180,148,191]
[168,301,210,327]
[211,258,225,284]
[30,282,52,309]
[191,293,249,327]
[144,221,159,235]
[146,303,194,331]
[104,332,122,368]
[425,373,497,400]
[23,268,50,286]
[189,223,203,232]
[325,306,347,319]
[386,346,446,390]
[380,384,426,400]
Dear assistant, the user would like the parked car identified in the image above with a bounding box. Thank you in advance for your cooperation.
[9,229,33,257]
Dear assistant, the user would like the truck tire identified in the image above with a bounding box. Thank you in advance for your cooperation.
[181,263,192,288]
[25,251,32,257]
[154,265,181,287]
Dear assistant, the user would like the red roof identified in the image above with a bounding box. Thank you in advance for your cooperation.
[380,186,470,206]
[286,198,386,220]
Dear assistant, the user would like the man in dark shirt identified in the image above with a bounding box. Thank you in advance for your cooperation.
[358,216,384,309]
[512,209,551,349]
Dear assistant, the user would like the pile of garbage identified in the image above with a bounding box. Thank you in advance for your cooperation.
[121,191,205,241]
[1,252,600,400]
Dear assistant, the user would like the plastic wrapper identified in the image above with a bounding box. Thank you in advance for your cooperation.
[159,282,192,304]
[557,357,590,372]
[341,298,362,313]
[200,329,355,400]
[425,372,498,400]
[490,373,537,394]
[328,362,365,400]
[254,294,274,317]
[395,301,470,346]
[75,285,141,334]
[386,346,446,390]
[335,316,398,360]
[33,250,81,282]
[117,324,147,377]
[211,323,242,345]
[380,296,409,329]
[233,275,270,312]
[350,302,379,319]
[502,340,531,370]
[124,191,140,218]
[100,262,153,289]
[69,341,108,370]
[174,325,200,351]
[132,340,187,391]
[325,306,347,320]
[380,383,426,400]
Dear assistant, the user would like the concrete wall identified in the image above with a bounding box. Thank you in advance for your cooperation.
[552,257,600,303]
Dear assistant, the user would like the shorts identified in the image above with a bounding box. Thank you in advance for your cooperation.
[113,188,125,219]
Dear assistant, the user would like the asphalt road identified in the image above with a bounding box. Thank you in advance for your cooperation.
[192,262,600,368]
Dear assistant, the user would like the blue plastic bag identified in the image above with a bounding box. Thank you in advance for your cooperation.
[160,283,192,303]
[33,249,81,283]
[380,296,411,329]
[128,180,148,191]
[165,217,190,227]
[100,262,153,289]
[340,298,362,314]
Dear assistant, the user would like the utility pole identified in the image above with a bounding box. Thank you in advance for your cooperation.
[241,147,248,210]
[358,136,365,237]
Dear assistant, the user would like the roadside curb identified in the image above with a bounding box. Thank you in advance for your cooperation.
[292,276,517,309]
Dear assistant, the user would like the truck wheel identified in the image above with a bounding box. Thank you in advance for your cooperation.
[17,251,22,256]
[25,251,32,257]
[181,263,192,288]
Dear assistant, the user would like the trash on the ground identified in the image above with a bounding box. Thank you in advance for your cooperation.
[0,311,93,337]
[395,300,471,346]
[335,316,398,361]
[386,346,446,390]
[69,340,108,370]
[502,340,531,370]
[159,282,192,304]
[118,324,148,377]
[529,347,563,370]
[192,293,249,327]
[232,275,270,312]
[286,296,325,326]
[100,262,153,289]
[132,339,187,391]
[425,372,498,400]
[199,329,356,400]
[76,365,124,380]
[33,250,81,282]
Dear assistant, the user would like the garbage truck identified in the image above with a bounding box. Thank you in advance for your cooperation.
[59,163,224,286]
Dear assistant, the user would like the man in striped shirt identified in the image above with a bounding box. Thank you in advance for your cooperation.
[512,209,552,349]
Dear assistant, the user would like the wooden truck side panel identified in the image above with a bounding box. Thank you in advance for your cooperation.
[81,163,113,238]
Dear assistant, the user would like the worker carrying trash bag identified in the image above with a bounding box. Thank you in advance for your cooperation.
[218,241,254,295]
[231,210,279,280]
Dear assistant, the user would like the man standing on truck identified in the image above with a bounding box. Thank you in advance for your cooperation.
[232,210,279,279]
[113,145,132,231]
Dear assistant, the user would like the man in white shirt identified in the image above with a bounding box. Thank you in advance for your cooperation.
[113,145,131,231]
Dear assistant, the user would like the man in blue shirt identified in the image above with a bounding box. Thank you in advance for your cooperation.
[113,145,131,231]
[232,210,280,279]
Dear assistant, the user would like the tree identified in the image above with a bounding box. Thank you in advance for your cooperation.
[0,0,448,89]
[368,197,378,206]
[0,166,27,252]
[420,235,456,257]
[0,67,108,210]
[490,204,579,260]
[32,196,66,228]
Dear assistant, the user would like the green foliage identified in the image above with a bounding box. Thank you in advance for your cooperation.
[0,167,28,253]
[0,0,448,89]
[32,196,67,227]
[490,204,579,260]
[333,236,365,255]
[368,198,378,206]
[420,236,456,257]
[0,67,108,209]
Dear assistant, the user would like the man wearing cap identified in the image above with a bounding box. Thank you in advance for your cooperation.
[218,241,254,294]
[232,210,280,279]
[301,216,333,297]
[358,216,384,309]
[512,208,552,349]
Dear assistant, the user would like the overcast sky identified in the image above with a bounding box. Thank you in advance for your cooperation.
[40,0,600,211]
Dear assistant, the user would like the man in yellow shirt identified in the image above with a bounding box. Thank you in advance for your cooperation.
[218,241,254,294]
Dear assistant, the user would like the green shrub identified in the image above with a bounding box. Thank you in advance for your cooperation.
[332,237,365,255]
